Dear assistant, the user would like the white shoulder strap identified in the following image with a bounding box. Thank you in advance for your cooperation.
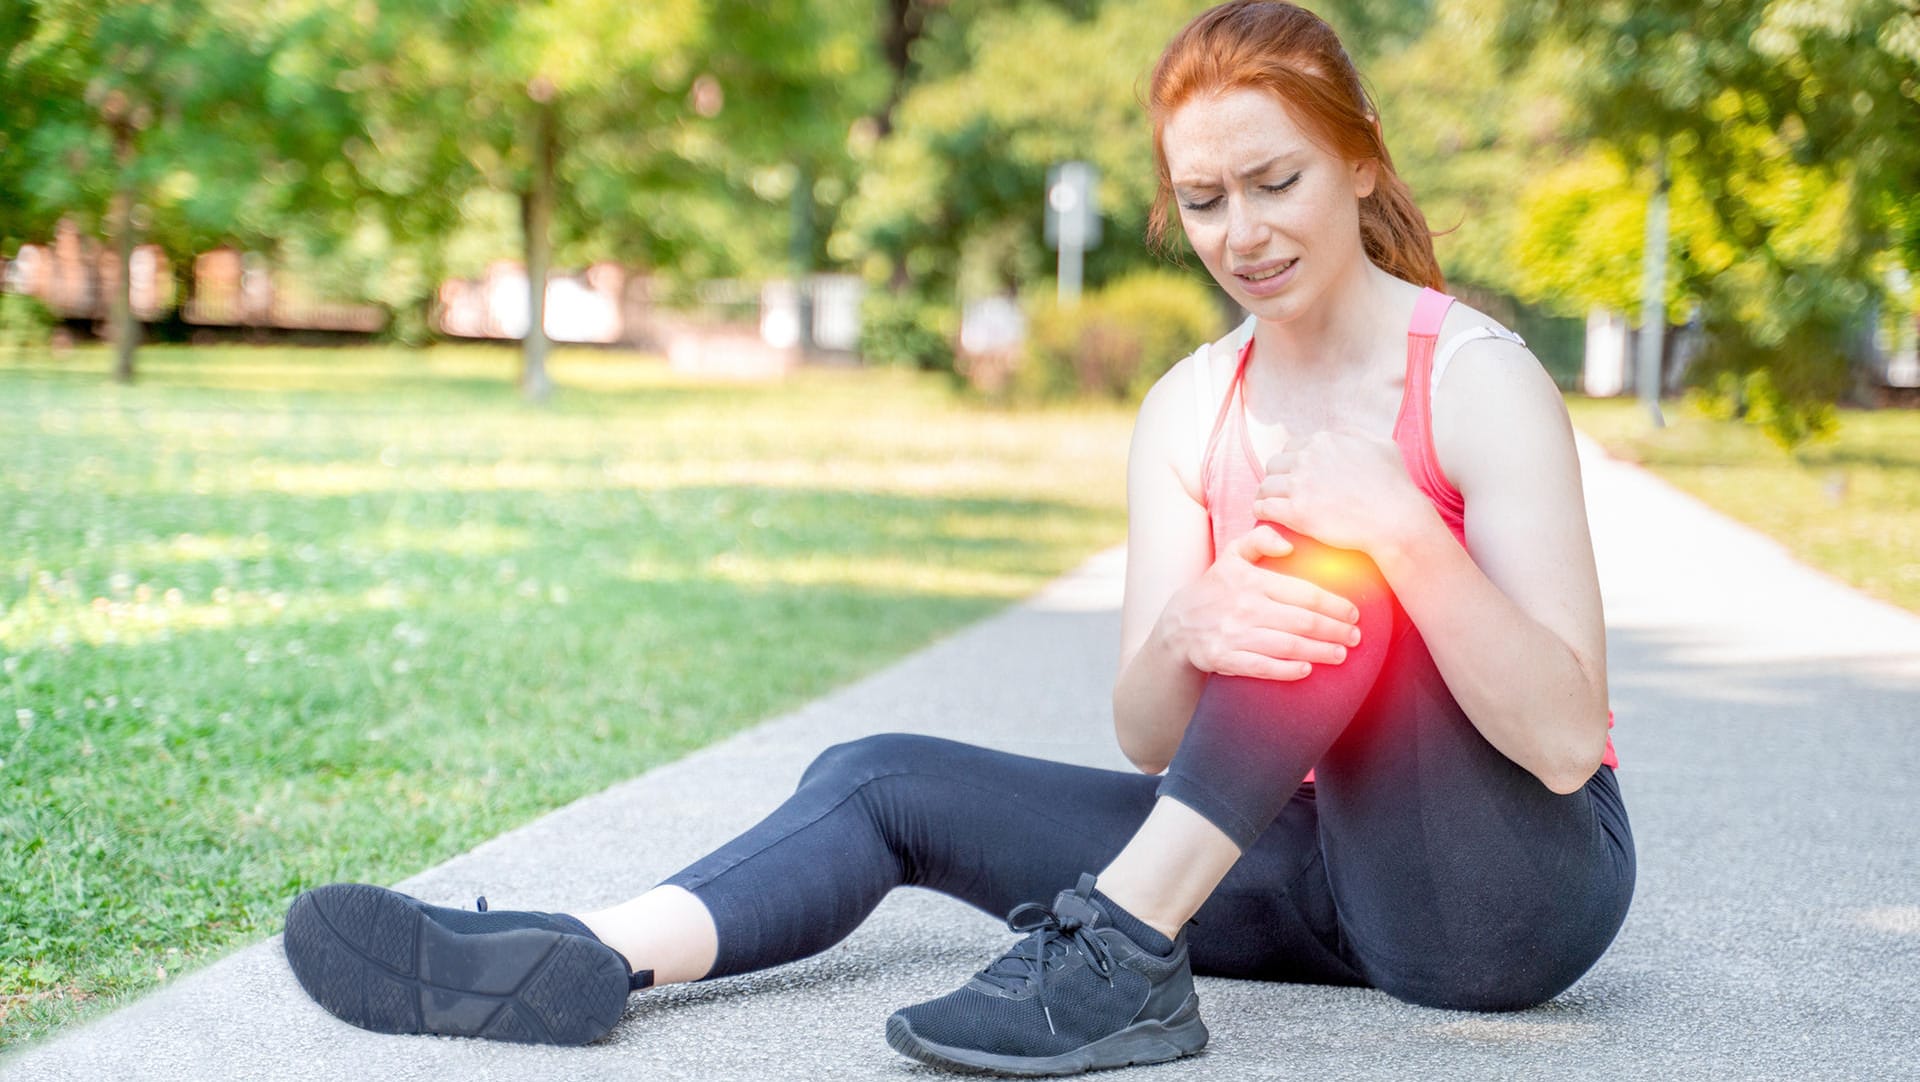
[1229,315,1256,352]
[1192,317,1257,459]
[1431,325,1526,398]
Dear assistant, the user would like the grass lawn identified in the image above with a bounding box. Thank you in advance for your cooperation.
[0,345,1136,1048]
[1567,396,1920,614]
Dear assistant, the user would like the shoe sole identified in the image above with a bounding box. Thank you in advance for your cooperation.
[885,993,1208,1076]
[283,883,629,1045]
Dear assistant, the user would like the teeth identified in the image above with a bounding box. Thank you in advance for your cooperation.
[1243,260,1295,282]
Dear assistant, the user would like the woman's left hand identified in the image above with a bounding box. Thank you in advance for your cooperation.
[1252,428,1437,555]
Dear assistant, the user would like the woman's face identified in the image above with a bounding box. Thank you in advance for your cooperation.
[1163,87,1377,322]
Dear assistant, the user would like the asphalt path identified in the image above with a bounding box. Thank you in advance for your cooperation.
[6,435,1918,1081]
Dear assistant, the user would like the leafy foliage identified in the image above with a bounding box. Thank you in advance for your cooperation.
[1492,0,1920,445]
[1009,269,1224,402]
[860,288,958,372]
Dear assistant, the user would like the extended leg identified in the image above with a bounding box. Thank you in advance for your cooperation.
[285,736,1172,1044]
[644,733,1169,981]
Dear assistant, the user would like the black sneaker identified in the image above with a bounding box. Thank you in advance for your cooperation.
[886,873,1208,1076]
[283,882,633,1045]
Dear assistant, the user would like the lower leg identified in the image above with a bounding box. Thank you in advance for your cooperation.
[1094,797,1241,941]
[575,885,717,986]
[1098,535,1398,941]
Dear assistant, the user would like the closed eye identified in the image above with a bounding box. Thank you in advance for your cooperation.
[1179,172,1302,212]
[1262,172,1303,194]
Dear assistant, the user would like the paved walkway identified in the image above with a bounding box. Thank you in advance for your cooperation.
[7,438,1919,1081]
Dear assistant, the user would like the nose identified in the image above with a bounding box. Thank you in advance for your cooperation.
[1224,192,1267,256]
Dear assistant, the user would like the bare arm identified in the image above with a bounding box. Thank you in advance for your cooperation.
[1114,357,1360,774]
[1392,336,1611,792]
[1254,329,1610,793]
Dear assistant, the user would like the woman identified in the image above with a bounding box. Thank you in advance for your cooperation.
[283,2,1634,1074]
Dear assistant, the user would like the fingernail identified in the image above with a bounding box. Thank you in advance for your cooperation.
[1348,628,1361,646]
[1333,647,1346,662]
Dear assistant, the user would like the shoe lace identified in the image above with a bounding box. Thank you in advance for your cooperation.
[975,895,1117,1028]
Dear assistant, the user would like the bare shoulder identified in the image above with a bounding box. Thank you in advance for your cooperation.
[1134,319,1251,500]
[1133,347,1206,501]
[1432,299,1566,412]
[1429,300,1575,497]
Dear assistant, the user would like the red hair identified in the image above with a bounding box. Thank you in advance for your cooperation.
[1147,1,1444,291]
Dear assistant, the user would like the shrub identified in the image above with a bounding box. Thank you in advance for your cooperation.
[0,292,55,356]
[860,289,956,373]
[1016,270,1222,402]
[1683,315,1850,451]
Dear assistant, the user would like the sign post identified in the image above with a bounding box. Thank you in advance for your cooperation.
[1045,162,1101,306]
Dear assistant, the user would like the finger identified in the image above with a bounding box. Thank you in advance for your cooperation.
[1254,474,1291,500]
[1234,522,1294,561]
[1240,629,1348,666]
[1262,574,1360,624]
[1264,450,1297,476]
[1252,496,1297,527]
[1264,606,1363,647]
[1212,651,1313,682]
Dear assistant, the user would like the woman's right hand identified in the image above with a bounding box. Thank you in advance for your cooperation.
[1158,522,1363,681]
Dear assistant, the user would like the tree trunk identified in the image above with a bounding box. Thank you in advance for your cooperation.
[875,0,931,137]
[109,121,138,383]
[790,160,815,357]
[519,98,556,403]
[1636,148,1669,428]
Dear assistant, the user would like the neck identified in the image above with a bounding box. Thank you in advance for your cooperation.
[1249,260,1402,376]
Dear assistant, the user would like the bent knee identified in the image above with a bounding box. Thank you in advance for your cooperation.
[798,732,947,789]
[1261,534,1395,620]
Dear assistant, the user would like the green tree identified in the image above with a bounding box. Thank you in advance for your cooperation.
[1494,0,1920,445]
[0,1,319,381]
[1366,0,1581,298]
[840,1,1438,305]
[318,0,709,399]
[314,0,884,391]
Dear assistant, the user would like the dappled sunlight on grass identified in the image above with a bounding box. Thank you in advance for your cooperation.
[698,552,1051,599]
[0,574,425,652]
[1567,397,1920,613]
[0,346,1135,1047]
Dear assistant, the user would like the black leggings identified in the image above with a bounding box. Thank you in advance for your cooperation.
[663,534,1635,1011]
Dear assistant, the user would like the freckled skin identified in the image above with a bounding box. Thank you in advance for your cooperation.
[1162,88,1378,333]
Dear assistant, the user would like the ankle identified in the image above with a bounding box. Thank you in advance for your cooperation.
[576,884,719,986]
[1090,886,1178,953]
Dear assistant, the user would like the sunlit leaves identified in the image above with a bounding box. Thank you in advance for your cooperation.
[1494,0,1920,445]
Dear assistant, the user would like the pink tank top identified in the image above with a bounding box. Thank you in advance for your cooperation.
[1198,287,1618,772]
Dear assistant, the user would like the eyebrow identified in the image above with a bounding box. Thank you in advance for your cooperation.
[1172,152,1305,190]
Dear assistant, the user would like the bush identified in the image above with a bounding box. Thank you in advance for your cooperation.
[0,292,55,356]
[1683,315,1850,451]
[1015,270,1222,403]
[860,289,956,373]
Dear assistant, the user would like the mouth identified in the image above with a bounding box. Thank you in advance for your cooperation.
[1234,258,1298,283]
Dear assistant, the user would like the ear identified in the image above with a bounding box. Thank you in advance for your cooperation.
[1354,114,1384,199]
[1353,157,1379,200]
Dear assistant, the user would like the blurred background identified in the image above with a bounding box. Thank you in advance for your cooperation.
[2,0,1917,1051]
[3,0,1915,424]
